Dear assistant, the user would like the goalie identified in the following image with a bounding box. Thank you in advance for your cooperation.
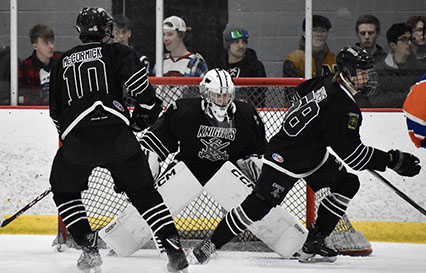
[100,69,308,259]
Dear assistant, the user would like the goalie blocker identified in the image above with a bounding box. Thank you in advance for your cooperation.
[99,161,306,258]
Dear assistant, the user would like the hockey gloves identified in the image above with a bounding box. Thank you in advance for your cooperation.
[131,100,162,132]
[387,149,421,177]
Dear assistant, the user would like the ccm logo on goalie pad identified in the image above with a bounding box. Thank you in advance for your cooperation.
[104,221,117,233]
[154,168,177,190]
[230,168,255,189]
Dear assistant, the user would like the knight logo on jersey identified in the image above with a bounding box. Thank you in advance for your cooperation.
[198,137,230,162]
[113,100,125,112]
[347,112,359,130]
[272,153,284,163]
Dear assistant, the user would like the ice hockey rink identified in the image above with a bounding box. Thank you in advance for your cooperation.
[0,234,425,273]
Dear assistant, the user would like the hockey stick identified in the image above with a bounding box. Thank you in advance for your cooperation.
[1,188,52,228]
[368,170,426,216]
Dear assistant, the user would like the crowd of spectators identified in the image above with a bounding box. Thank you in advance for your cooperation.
[0,13,425,108]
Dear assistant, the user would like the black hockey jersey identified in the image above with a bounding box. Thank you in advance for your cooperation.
[141,98,267,183]
[49,42,156,140]
[264,74,390,177]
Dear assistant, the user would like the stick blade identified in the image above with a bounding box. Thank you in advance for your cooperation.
[0,215,7,228]
[0,215,14,228]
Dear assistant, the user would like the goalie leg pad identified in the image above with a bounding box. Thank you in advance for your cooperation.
[248,206,308,258]
[205,161,307,258]
[99,203,152,256]
[99,162,203,256]
[154,161,204,216]
[204,161,254,211]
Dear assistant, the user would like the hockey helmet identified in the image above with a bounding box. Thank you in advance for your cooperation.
[336,45,378,95]
[76,7,114,41]
[200,69,235,126]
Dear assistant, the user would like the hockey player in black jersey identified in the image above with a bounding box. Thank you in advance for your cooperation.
[48,7,188,272]
[140,68,266,184]
[192,45,421,264]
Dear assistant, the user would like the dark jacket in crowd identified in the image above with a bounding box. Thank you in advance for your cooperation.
[220,48,267,107]
[220,48,266,78]
[0,46,11,105]
[356,52,426,108]
[355,42,387,64]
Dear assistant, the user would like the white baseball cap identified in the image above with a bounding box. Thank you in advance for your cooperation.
[163,15,187,32]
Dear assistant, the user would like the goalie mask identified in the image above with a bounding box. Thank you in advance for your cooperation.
[76,7,114,42]
[336,45,378,96]
[200,69,236,127]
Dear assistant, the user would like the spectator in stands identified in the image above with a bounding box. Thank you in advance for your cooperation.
[0,46,11,105]
[355,15,387,63]
[406,16,426,62]
[113,14,150,73]
[155,15,208,77]
[19,24,61,105]
[154,15,208,104]
[283,15,336,78]
[219,26,267,107]
[366,23,426,108]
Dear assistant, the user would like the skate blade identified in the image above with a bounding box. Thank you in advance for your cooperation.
[167,266,189,273]
[184,249,200,265]
[81,266,102,273]
[299,253,337,263]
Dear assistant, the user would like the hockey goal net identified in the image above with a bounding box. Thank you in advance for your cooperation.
[55,77,371,256]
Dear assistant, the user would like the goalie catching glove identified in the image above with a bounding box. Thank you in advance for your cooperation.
[236,155,263,182]
[387,149,421,177]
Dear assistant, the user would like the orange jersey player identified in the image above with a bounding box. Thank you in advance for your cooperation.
[403,73,426,149]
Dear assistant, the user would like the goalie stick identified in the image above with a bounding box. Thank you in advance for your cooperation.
[368,170,426,216]
[1,188,52,228]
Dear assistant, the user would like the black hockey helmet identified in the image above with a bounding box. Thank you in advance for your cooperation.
[336,45,378,95]
[75,7,114,42]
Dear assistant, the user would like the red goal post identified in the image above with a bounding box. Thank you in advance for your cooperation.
[55,77,371,255]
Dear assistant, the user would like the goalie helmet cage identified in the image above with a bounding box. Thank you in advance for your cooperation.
[55,77,372,256]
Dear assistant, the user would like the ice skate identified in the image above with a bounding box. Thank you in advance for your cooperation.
[299,224,338,263]
[77,232,103,272]
[77,245,103,272]
[192,238,216,265]
[162,235,189,272]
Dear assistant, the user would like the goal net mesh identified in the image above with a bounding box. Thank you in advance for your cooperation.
[57,77,371,255]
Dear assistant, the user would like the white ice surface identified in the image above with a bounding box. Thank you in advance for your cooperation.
[0,235,425,273]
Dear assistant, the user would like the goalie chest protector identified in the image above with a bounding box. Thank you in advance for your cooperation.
[148,97,266,184]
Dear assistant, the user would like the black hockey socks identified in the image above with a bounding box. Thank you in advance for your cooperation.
[140,201,177,241]
[211,193,272,249]
[54,195,92,246]
[316,192,352,235]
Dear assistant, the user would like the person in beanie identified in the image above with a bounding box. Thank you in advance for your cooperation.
[283,15,336,78]
[220,26,266,107]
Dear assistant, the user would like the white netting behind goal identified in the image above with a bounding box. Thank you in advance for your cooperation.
[55,77,371,256]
